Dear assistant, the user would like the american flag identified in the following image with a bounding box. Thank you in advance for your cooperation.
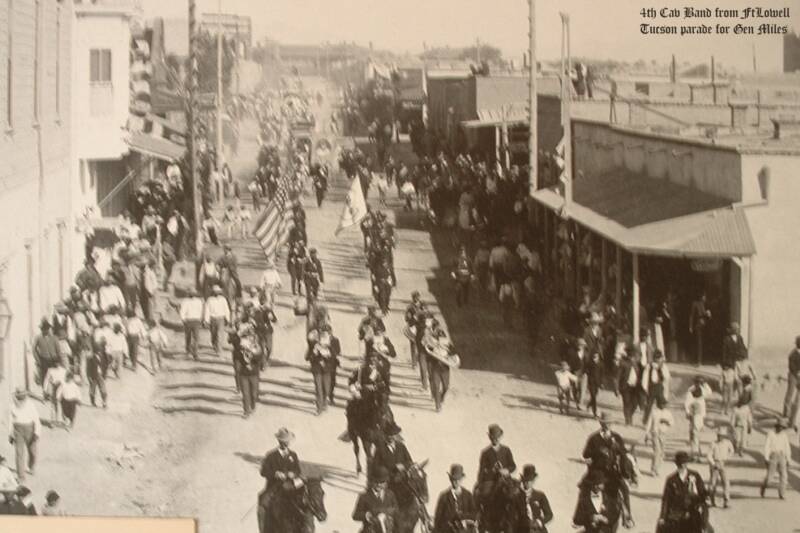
[252,175,296,260]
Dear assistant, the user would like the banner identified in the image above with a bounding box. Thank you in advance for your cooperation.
[335,177,368,236]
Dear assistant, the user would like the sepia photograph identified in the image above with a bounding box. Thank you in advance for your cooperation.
[1,0,799,531]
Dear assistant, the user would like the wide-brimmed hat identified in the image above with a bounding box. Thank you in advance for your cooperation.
[275,427,295,442]
[521,464,538,482]
[674,451,691,466]
[446,464,466,480]
[488,424,503,439]
[372,466,390,484]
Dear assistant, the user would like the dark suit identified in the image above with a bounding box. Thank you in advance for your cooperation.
[659,470,708,533]
[372,440,413,489]
[352,487,400,533]
[258,448,302,533]
[572,488,620,533]
[433,488,477,533]
[617,358,645,425]
[582,431,626,480]
[583,326,604,358]
[512,488,553,533]
[476,445,517,497]
[721,334,747,368]
[306,335,341,412]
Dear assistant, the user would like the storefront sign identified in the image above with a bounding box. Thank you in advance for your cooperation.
[691,258,722,272]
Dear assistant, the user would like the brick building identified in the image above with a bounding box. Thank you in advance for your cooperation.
[1,0,74,419]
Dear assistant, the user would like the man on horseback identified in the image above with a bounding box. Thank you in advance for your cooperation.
[475,424,517,533]
[434,464,478,533]
[404,291,426,370]
[258,428,303,533]
[580,413,633,528]
[353,466,400,533]
[358,306,386,355]
[216,245,242,306]
[371,423,412,490]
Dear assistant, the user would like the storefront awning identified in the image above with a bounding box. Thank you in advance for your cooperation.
[127,131,185,162]
[462,105,529,129]
[532,186,756,258]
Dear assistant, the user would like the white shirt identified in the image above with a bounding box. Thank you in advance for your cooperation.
[10,400,41,435]
[105,332,129,355]
[149,327,169,349]
[180,297,204,322]
[555,369,578,389]
[99,285,126,311]
[204,296,231,322]
[126,317,146,337]
[261,269,283,292]
[707,439,734,465]
[0,464,17,491]
[764,429,792,458]
[58,381,82,402]
[590,491,603,513]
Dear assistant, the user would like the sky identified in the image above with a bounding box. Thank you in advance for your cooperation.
[140,0,799,72]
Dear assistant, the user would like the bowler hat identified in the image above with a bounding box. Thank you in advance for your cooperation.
[598,412,612,424]
[521,464,538,482]
[586,470,606,487]
[275,427,295,442]
[372,466,390,484]
[674,451,691,466]
[448,464,466,480]
[488,424,503,439]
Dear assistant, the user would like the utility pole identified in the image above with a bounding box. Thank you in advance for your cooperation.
[216,0,224,174]
[188,0,202,255]
[560,12,573,210]
[528,0,538,193]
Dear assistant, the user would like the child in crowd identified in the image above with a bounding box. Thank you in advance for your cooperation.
[555,360,579,414]
[58,372,82,429]
[239,205,252,239]
[644,396,674,476]
[685,386,707,459]
[707,427,734,508]
[731,375,754,456]
[148,315,169,373]
[125,309,145,371]
[43,360,68,423]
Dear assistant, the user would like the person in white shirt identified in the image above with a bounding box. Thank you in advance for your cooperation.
[98,279,126,313]
[204,285,231,354]
[707,427,734,508]
[685,387,707,459]
[760,417,792,499]
[148,316,169,373]
[8,389,41,482]
[0,454,17,492]
[105,323,128,378]
[260,260,283,307]
[43,360,68,423]
[239,205,252,240]
[57,372,82,429]
[180,290,204,360]
[125,310,146,371]
[555,360,579,414]
[644,396,674,476]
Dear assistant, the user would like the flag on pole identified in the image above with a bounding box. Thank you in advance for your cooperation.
[252,176,295,260]
[335,177,368,236]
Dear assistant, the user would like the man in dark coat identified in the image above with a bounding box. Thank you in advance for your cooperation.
[571,471,620,533]
[617,347,645,426]
[476,424,517,501]
[721,322,747,368]
[512,465,553,533]
[658,451,708,533]
[581,413,630,516]
[371,422,413,496]
[302,248,324,301]
[433,464,477,533]
[353,466,399,533]
[306,323,341,414]
[258,428,302,533]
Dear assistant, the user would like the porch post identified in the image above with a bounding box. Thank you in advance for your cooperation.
[575,224,582,300]
[495,126,501,163]
[632,252,640,343]
[587,233,594,293]
[600,239,608,296]
[741,256,753,347]
[615,245,622,319]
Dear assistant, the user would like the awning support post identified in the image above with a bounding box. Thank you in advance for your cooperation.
[615,245,622,321]
[632,252,640,344]
[600,239,608,296]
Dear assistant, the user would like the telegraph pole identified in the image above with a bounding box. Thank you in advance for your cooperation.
[188,0,202,255]
[216,0,224,174]
[528,0,538,193]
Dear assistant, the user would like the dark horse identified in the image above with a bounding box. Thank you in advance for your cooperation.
[475,474,519,533]
[394,461,432,533]
[260,477,327,533]
[345,391,395,475]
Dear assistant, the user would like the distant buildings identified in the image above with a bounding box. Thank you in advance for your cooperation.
[199,12,252,58]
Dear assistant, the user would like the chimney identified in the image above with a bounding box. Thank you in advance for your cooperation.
[729,102,748,129]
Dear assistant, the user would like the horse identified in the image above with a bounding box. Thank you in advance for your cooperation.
[345,391,395,476]
[393,461,432,533]
[260,477,327,533]
[475,473,520,533]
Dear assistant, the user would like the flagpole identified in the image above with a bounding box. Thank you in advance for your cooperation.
[560,12,573,213]
[528,0,538,194]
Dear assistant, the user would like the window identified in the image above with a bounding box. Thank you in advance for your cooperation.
[5,0,12,128]
[90,49,112,83]
[33,0,39,121]
[55,5,61,117]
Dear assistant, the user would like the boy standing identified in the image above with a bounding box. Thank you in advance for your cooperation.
[555,360,578,414]
[148,316,169,373]
[706,427,734,508]
[685,387,707,459]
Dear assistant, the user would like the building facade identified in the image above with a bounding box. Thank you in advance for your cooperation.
[0,0,74,420]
